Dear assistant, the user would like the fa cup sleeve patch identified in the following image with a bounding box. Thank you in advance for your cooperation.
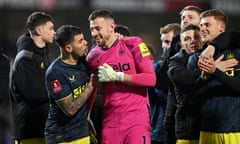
[50,80,63,94]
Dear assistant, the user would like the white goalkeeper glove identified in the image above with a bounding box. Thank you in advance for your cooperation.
[98,63,124,82]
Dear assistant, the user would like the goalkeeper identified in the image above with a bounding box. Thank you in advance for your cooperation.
[86,10,156,144]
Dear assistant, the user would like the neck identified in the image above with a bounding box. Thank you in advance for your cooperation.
[104,34,117,49]
[32,35,46,48]
[61,54,78,65]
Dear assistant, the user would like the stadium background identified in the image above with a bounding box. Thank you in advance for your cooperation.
[0,0,240,60]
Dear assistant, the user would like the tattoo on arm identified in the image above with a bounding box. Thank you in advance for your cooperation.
[56,85,93,117]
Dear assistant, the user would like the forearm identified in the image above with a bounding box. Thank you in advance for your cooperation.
[57,84,93,117]
[124,72,156,87]
[98,63,156,87]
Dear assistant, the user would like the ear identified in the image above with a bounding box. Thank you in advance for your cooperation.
[65,44,72,53]
[35,26,42,36]
[219,23,225,32]
[109,21,115,33]
[111,22,115,29]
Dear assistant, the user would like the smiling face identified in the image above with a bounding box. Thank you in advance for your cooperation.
[90,17,115,48]
[181,29,202,54]
[200,16,225,44]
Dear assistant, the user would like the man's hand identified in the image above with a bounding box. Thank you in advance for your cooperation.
[98,63,124,82]
[215,55,238,72]
[115,33,124,40]
[198,54,238,74]
[199,45,215,60]
[198,55,216,74]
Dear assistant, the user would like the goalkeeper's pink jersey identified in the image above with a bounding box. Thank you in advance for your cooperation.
[86,36,156,127]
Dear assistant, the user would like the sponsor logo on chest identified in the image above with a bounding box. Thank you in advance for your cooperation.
[112,62,130,72]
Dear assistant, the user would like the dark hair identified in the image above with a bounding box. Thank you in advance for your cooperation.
[179,5,202,16]
[26,11,54,34]
[55,25,82,49]
[88,10,114,21]
[115,24,131,36]
[200,9,227,26]
[181,24,200,33]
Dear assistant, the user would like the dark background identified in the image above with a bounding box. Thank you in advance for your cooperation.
[0,0,240,60]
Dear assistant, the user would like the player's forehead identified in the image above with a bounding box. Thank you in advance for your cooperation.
[200,16,215,25]
[183,29,199,37]
[161,31,174,40]
[181,10,199,17]
[181,29,200,40]
[90,17,111,27]
[73,33,84,41]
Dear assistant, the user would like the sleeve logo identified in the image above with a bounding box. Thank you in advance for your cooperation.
[139,43,150,57]
[50,80,63,94]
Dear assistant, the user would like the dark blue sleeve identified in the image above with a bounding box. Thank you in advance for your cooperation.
[212,65,240,93]
[45,69,72,101]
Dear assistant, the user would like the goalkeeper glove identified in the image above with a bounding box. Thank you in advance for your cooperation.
[98,63,124,82]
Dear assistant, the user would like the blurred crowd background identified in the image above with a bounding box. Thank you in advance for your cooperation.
[0,0,240,60]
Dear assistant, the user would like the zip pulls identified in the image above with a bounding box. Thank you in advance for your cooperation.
[44,47,50,68]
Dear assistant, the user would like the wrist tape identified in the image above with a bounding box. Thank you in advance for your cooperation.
[116,72,124,82]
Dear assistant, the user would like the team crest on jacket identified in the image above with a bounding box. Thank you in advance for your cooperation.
[50,80,63,94]
[69,75,76,82]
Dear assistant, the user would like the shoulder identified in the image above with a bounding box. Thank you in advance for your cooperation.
[219,48,240,58]
[224,30,240,38]
[123,36,143,45]
[170,49,186,60]
[15,50,33,60]
[46,59,61,76]
[12,50,34,70]
[46,59,66,82]
[86,46,101,62]
[123,36,148,51]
